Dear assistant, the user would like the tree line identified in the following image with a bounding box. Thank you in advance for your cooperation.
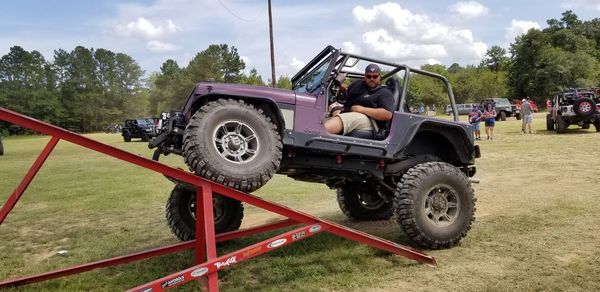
[1,11,599,134]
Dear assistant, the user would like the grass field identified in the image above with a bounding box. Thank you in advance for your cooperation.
[1,112,600,291]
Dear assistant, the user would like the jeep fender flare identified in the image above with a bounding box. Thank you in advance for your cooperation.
[395,120,474,165]
[188,93,287,136]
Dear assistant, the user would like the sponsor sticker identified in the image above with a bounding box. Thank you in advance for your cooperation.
[267,238,287,249]
[242,246,262,258]
[161,275,184,289]
[140,288,153,292]
[309,225,322,233]
[292,231,306,241]
[190,267,209,278]
[214,256,237,269]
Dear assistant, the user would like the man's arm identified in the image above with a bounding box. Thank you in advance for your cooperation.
[350,105,392,121]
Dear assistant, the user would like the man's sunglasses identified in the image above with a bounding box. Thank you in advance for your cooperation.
[365,74,380,79]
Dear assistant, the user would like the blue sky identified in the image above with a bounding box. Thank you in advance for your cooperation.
[2,0,600,80]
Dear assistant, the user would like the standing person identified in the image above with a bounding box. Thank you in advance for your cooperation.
[431,104,437,116]
[483,104,496,140]
[521,98,534,133]
[325,64,394,135]
[425,105,430,116]
[469,105,483,140]
[546,98,552,112]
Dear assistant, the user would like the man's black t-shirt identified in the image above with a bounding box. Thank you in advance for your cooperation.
[342,80,395,129]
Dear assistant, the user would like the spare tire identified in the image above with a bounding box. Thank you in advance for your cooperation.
[573,98,597,117]
[183,99,282,192]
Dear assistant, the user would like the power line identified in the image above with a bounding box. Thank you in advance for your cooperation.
[218,0,264,22]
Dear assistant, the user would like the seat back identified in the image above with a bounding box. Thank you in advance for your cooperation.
[385,77,401,112]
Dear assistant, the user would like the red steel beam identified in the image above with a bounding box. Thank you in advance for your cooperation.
[0,219,298,288]
[0,136,60,224]
[127,223,328,292]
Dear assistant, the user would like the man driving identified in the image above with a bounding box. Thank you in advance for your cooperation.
[325,64,394,135]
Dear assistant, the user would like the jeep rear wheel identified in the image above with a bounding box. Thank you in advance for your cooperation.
[573,98,596,117]
[594,119,600,132]
[141,132,149,142]
[515,113,521,120]
[166,183,244,241]
[499,111,507,121]
[183,99,282,192]
[393,162,476,249]
[336,182,392,221]
[556,115,567,133]
[546,114,554,131]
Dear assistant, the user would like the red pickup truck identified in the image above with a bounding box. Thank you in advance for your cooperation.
[513,99,538,112]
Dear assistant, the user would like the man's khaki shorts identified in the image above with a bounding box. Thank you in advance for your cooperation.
[337,112,376,135]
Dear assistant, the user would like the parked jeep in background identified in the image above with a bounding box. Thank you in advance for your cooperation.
[121,118,157,142]
[481,97,521,121]
[150,46,480,249]
[546,88,600,133]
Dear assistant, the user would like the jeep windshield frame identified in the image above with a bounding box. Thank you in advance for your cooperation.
[292,46,338,94]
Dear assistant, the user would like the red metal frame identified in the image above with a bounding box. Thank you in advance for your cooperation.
[0,107,435,291]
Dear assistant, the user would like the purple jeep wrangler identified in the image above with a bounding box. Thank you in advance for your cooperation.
[150,46,481,249]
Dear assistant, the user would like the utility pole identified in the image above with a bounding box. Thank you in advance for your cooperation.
[268,0,276,87]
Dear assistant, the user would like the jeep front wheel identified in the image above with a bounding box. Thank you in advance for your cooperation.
[123,131,132,142]
[183,99,282,192]
[393,162,476,249]
[166,183,244,241]
[499,111,507,121]
[336,182,392,221]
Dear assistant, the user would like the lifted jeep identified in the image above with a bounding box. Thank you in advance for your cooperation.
[150,46,481,249]
[546,88,600,133]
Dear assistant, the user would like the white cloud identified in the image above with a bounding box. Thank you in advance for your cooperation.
[114,17,182,39]
[350,2,487,66]
[147,40,178,52]
[342,41,361,54]
[561,0,600,10]
[290,57,306,70]
[448,1,489,18]
[505,20,541,42]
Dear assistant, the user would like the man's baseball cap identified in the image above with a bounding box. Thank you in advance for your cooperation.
[365,64,381,74]
[522,98,526,102]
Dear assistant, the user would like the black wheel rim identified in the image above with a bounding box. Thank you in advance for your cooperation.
[423,184,460,227]
[358,190,385,210]
[187,194,225,223]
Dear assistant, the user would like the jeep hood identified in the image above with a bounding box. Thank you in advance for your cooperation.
[190,82,296,105]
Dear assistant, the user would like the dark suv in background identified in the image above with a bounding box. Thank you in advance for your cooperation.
[121,118,157,142]
[481,97,521,121]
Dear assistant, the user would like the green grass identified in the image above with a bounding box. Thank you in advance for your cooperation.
[1,113,600,291]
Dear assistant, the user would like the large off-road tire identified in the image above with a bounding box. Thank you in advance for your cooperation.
[499,111,507,121]
[166,183,244,241]
[336,182,392,221]
[183,99,282,192]
[141,132,149,142]
[515,113,521,120]
[573,98,596,118]
[582,123,590,129]
[555,115,567,134]
[594,119,600,132]
[546,114,554,131]
[393,162,476,249]
[123,131,132,142]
